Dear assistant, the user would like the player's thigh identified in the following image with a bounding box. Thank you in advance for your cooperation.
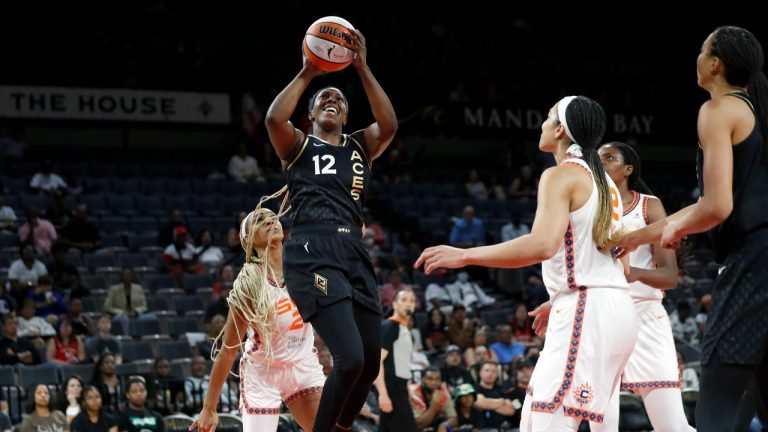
[242,412,280,432]
[287,393,322,431]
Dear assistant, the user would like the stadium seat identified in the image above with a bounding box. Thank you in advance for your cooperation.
[19,365,59,387]
[157,341,194,360]
[121,341,155,362]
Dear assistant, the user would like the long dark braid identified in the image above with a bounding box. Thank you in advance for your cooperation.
[603,141,653,195]
[562,96,613,248]
[712,26,768,162]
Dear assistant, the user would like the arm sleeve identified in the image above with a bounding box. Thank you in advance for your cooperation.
[134,287,148,314]
[0,342,19,365]
[381,320,398,352]
[448,223,461,245]
[27,339,41,364]
[7,262,21,280]
[227,157,238,179]
[41,320,57,337]
[18,417,33,432]
[45,222,57,242]
[103,288,120,314]
[444,394,456,418]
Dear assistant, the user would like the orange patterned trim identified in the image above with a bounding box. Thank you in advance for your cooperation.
[243,406,281,415]
[284,386,323,405]
[562,405,605,423]
[642,195,651,225]
[623,191,641,216]
[561,161,592,179]
[531,224,589,415]
[621,380,681,392]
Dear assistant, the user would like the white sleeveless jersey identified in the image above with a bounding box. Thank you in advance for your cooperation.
[242,280,316,365]
[542,158,629,300]
[622,192,663,302]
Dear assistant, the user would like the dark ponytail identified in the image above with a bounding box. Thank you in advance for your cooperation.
[562,97,614,248]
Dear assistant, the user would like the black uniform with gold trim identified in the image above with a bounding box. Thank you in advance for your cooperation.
[283,133,380,321]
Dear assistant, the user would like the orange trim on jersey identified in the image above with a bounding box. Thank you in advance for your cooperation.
[243,406,281,415]
[562,405,605,423]
[284,386,323,405]
[642,195,651,225]
[560,161,592,179]
[621,380,681,392]
[531,223,591,417]
[623,191,641,216]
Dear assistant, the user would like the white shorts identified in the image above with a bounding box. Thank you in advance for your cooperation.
[239,351,325,416]
[621,300,681,391]
[525,288,638,426]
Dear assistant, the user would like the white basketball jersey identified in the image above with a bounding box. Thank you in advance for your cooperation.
[623,192,663,302]
[242,280,316,364]
[542,158,629,301]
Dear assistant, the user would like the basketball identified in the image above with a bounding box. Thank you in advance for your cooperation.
[303,16,356,72]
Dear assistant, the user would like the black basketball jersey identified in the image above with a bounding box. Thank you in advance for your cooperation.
[697,92,768,261]
[285,133,371,228]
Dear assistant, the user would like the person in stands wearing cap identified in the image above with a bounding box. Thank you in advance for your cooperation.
[440,344,473,395]
[474,361,516,430]
[409,367,456,431]
[446,383,482,431]
[162,226,202,283]
[375,290,417,432]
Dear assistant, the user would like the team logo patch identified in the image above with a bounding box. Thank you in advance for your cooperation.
[314,273,328,294]
[574,383,594,408]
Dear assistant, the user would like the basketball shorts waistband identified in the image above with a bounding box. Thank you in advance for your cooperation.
[291,224,362,238]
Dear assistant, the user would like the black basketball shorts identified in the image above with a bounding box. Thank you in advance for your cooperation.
[283,224,382,322]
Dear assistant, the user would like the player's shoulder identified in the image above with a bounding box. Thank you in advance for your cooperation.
[640,193,660,201]
[542,161,591,185]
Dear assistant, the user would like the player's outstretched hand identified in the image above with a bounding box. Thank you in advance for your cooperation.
[414,245,466,275]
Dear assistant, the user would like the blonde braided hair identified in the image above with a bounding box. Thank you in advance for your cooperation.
[211,185,291,365]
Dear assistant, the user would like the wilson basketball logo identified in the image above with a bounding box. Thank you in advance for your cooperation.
[318,25,353,45]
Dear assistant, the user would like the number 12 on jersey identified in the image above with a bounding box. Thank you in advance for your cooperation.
[313,155,336,175]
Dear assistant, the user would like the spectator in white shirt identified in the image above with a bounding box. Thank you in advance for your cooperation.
[425,273,457,316]
[227,142,263,183]
[195,230,224,270]
[17,298,56,342]
[447,271,495,312]
[669,300,700,346]
[29,160,68,195]
[163,227,201,277]
[500,213,530,242]
[7,245,48,295]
